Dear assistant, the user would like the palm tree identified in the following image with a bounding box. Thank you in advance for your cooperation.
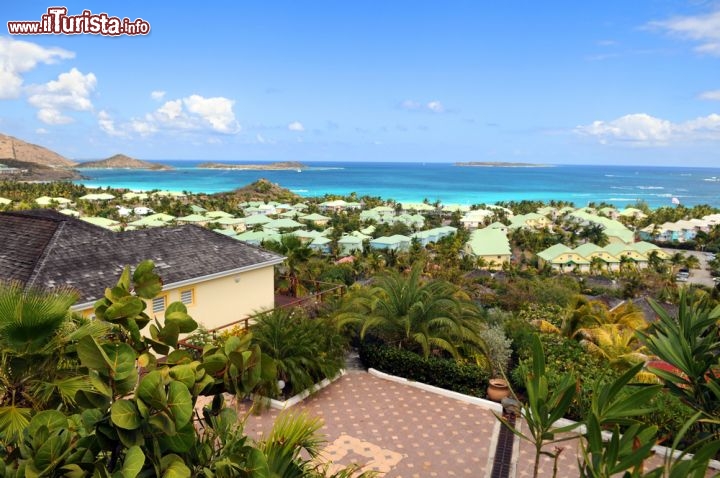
[580,224,609,247]
[683,254,701,270]
[337,263,485,359]
[250,309,345,397]
[264,234,314,297]
[0,282,106,442]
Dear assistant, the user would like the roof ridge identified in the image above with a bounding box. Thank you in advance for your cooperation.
[25,219,65,289]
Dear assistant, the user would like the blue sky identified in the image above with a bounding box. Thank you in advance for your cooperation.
[1,1,720,166]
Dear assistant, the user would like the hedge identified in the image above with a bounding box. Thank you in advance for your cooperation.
[358,342,491,398]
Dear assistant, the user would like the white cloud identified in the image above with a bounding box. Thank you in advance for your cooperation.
[0,37,74,99]
[576,112,720,145]
[427,100,444,113]
[400,99,446,113]
[27,68,97,124]
[35,128,48,134]
[150,90,166,101]
[98,94,240,136]
[288,121,304,131]
[400,100,421,110]
[183,95,239,133]
[699,90,720,101]
[97,110,125,137]
[650,10,720,56]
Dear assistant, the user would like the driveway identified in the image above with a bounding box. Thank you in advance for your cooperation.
[663,248,716,288]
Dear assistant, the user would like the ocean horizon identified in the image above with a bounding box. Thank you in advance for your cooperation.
[74,161,720,209]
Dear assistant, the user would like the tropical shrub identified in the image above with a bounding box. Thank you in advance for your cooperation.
[250,308,346,398]
[358,342,490,397]
[337,262,486,360]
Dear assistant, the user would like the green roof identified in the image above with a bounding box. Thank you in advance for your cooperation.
[35,196,72,205]
[264,218,303,229]
[301,212,331,221]
[465,229,511,256]
[79,193,115,201]
[311,236,332,245]
[293,229,323,240]
[338,235,362,244]
[123,192,149,200]
[205,210,233,219]
[371,235,411,245]
[58,208,80,217]
[572,243,604,257]
[80,216,119,228]
[235,230,281,243]
[214,228,238,237]
[176,214,207,223]
[189,205,208,213]
[214,217,245,225]
[319,199,347,207]
[537,243,573,261]
[401,202,435,211]
[242,214,272,225]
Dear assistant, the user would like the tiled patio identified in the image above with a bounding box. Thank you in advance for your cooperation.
[238,371,499,477]
[202,371,719,477]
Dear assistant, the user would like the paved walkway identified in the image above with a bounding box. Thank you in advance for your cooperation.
[238,371,498,477]
[200,371,718,477]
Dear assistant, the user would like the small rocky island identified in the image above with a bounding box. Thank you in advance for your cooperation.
[454,161,551,168]
[78,154,173,170]
[198,161,306,170]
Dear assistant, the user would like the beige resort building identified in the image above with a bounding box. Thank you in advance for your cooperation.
[0,210,285,330]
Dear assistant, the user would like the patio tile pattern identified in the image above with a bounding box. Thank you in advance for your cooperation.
[238,371,498,477]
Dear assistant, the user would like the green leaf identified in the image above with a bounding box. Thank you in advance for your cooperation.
[166,350,193,365]
[120,445,145,478]
[28,410,67,436]
[165,302,197,333]
[157,322,180,348]
[60,464,87,478]
[111,400,142,430]
[114,370,139,396]
[201,354,227,376]
[34,433,70,471]
[118,266,132,291]
[0,406,31,441]
[149,412,176,436]
[77,336,111,370]
[116,427,144,448]
[137,371,166,409]
[158,423,196,453]
[244,448,270,477]
[102,343,137,381]
[169,364,197,390]
[160,454,190,478]
[132,261,163,299]
[138,352,156,370]
[167,381,193,428]
[105,296,145,322]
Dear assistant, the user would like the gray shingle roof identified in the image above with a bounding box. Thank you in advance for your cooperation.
[0,210,284,304]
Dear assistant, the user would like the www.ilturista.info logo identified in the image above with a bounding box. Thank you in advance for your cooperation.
[7,7,150,36]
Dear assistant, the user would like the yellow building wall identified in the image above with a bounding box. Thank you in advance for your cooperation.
[77,266,276,331]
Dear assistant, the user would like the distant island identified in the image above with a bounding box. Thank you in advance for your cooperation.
[454,161,551,168]
[78,154,173,170]
[198,161,306,171]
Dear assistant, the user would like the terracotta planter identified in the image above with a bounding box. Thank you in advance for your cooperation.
[487,378,511,402]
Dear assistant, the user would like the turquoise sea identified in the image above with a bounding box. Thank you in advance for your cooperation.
[75,161,720,209]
